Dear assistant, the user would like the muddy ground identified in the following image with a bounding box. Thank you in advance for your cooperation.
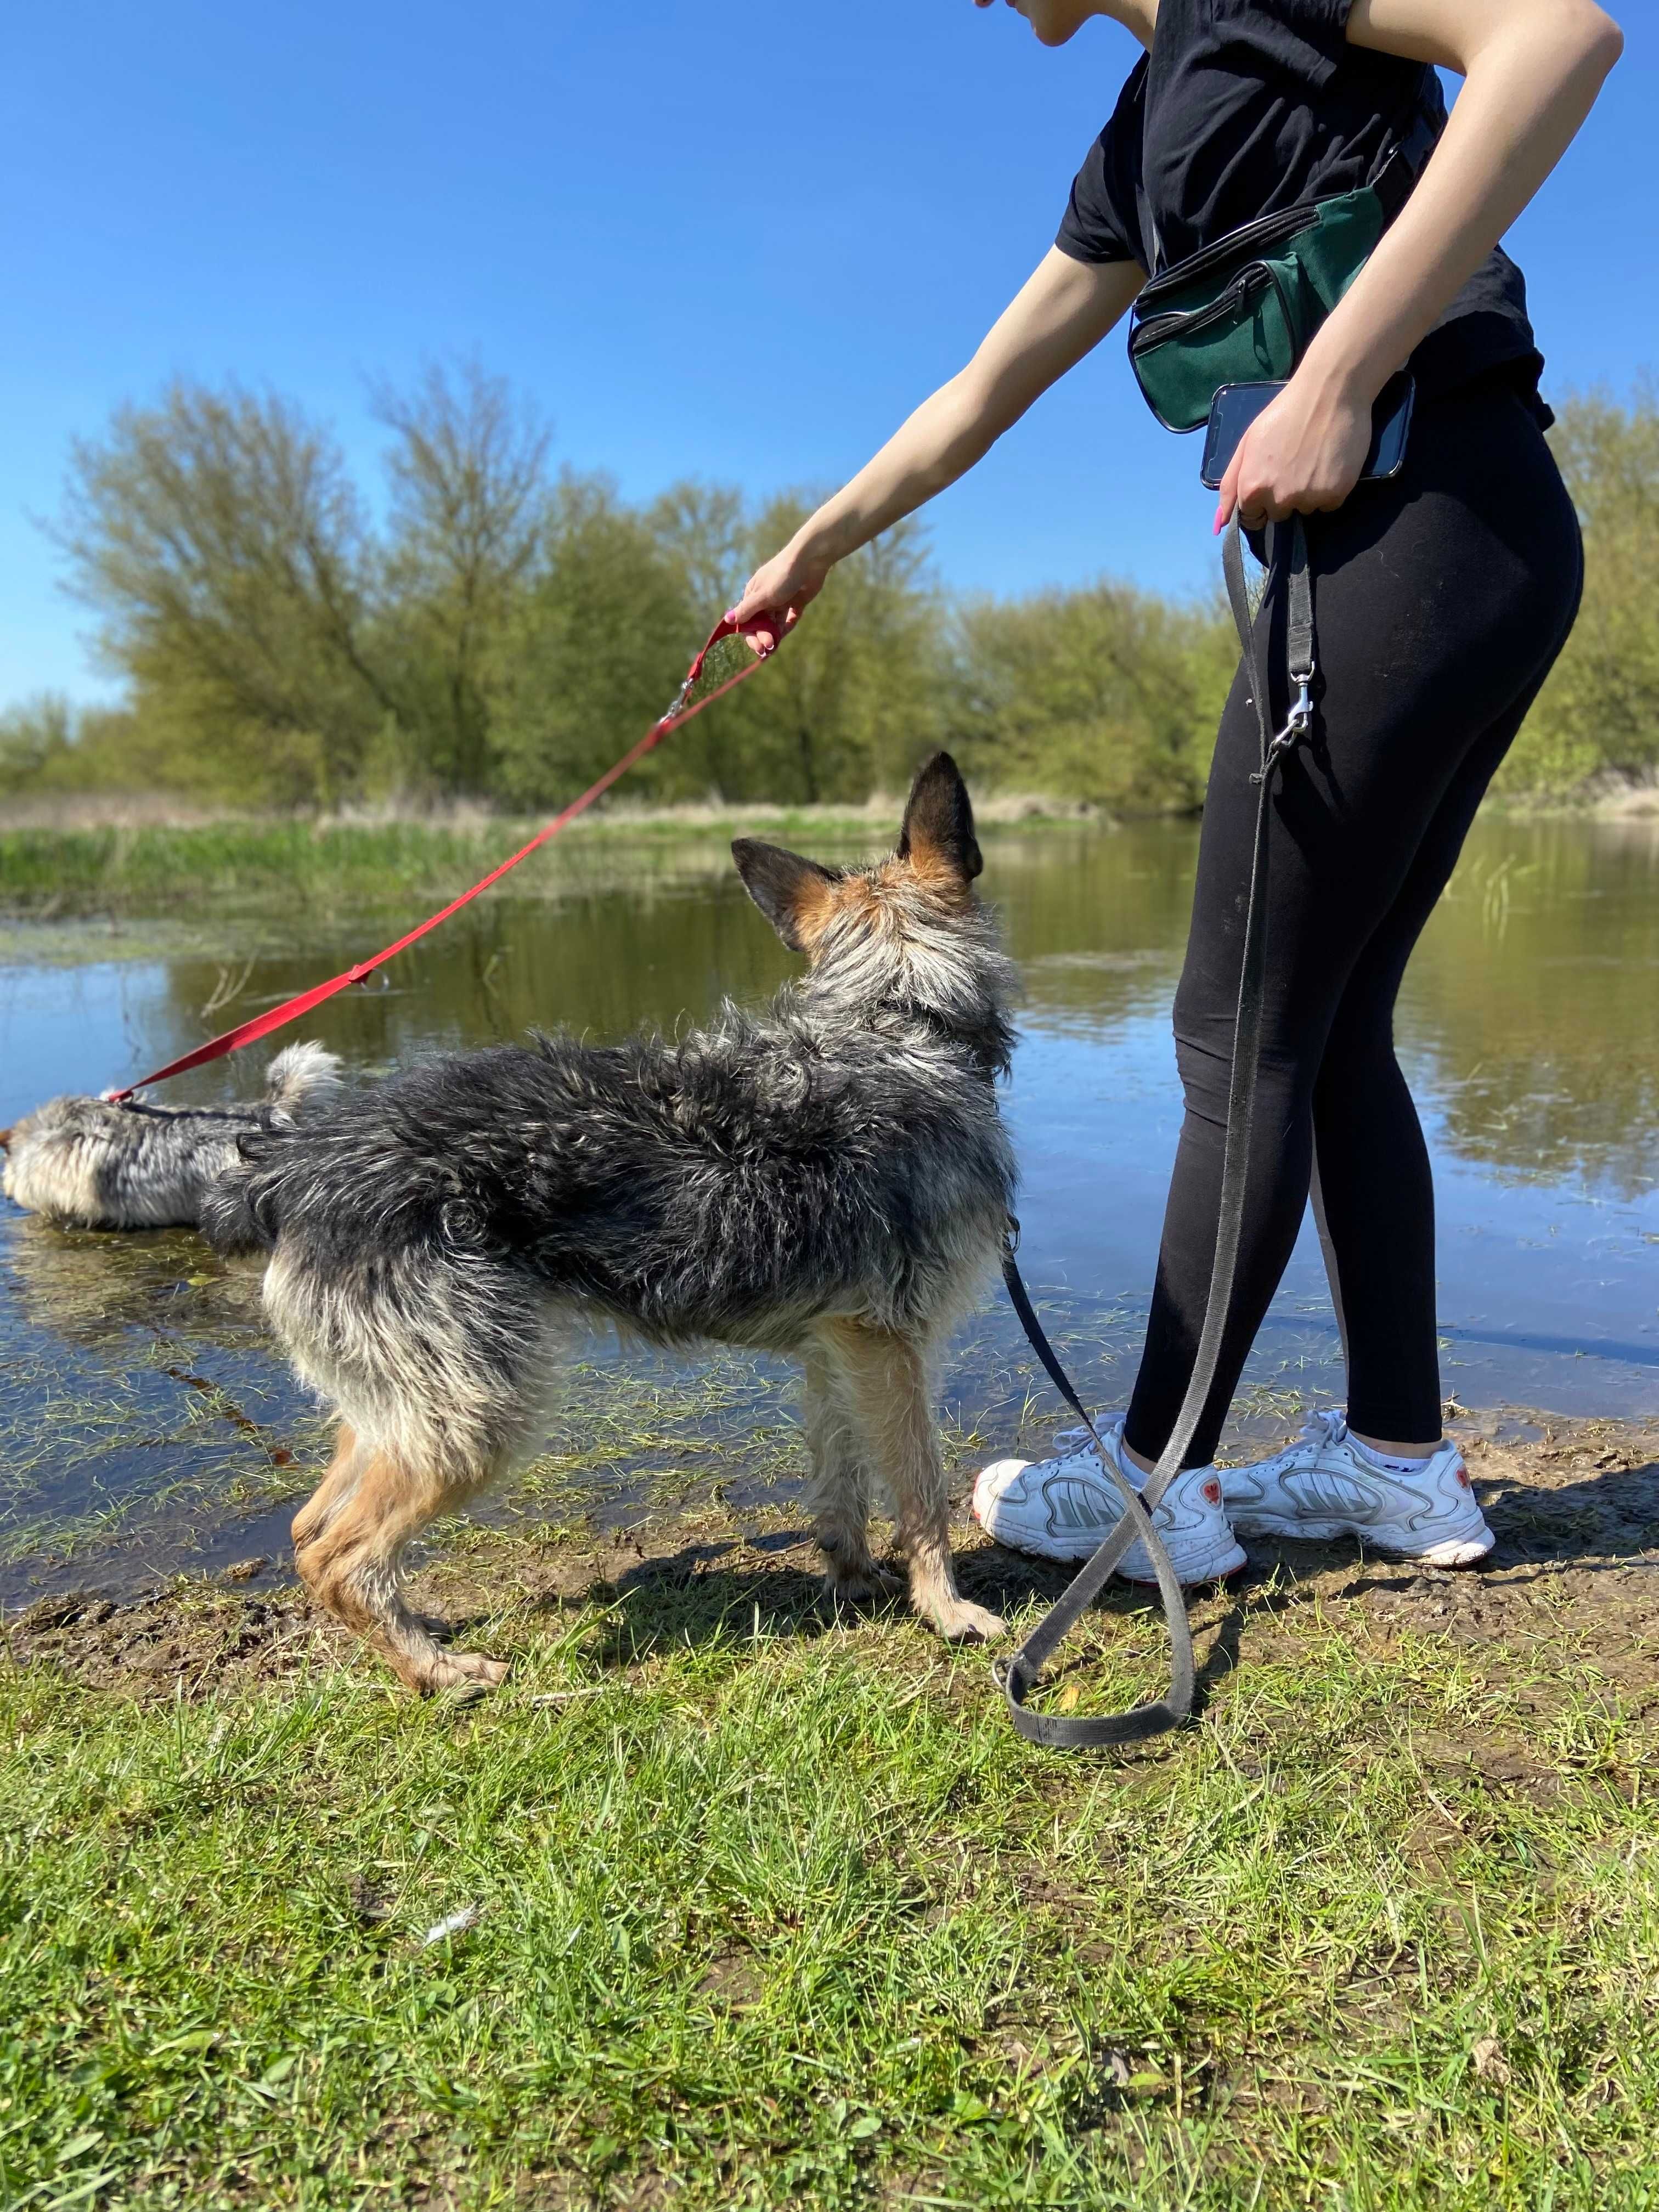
[8,1414,1657,1748]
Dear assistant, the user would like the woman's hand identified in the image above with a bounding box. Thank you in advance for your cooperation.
[1211,0,1620,537]
[1212,370,1375,534]
[726,540,831,657]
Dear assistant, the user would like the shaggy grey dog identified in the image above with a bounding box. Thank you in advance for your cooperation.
[201,754,1019,1694]
[1,1042,342,1230]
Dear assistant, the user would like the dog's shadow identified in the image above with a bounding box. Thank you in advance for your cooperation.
[524,1528,1270,1716]
[487,1437,1659,1710]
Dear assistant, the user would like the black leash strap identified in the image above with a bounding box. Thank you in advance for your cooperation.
[995,512,1314,1748]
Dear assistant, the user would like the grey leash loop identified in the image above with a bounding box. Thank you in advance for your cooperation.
[997,512,1315,1750]
[995,1228,1197,1745]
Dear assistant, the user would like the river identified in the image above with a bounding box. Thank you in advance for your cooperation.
[3,812,1656,1599]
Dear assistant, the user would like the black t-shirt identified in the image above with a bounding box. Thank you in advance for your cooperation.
[1056,0,1548,415]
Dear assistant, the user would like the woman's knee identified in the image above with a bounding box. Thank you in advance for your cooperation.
[1172,1029,1240,1131]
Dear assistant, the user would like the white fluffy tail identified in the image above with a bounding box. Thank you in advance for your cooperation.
[263,1041,344,1124]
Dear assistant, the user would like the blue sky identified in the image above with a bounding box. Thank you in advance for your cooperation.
[3,1,1651,708]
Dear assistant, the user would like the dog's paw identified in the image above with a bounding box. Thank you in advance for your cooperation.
[418,1649,510,1698]
[823,1564,905,1611]
[927,1598,1007,1643]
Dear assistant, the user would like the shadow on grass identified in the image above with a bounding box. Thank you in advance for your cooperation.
[550,1527,1293,1725]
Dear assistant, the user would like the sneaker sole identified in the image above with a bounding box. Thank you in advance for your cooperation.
[1227,1511,1494,1567]
[970,1495,1250,1587]
[1119,1537,1249,1588]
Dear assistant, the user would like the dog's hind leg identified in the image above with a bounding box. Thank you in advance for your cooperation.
[291,1421,360,1555]
[267,1248,559,1693]
[294,1442,509,1696]
[823,1319,1004,1643]
[803,1345,901,1609]
[292,1424,448,1641]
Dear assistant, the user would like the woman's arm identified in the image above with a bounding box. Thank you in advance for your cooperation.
[731,248,1142,646]
[1217,0,1622,531]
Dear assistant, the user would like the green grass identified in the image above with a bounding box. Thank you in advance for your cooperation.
[5,1560,1658,2210]
[0,816,870,922]
[0,810,1117,922]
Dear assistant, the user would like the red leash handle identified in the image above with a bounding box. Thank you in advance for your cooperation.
[101,616,777,1103]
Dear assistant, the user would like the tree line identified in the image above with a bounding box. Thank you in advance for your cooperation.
[2,366,1654,813]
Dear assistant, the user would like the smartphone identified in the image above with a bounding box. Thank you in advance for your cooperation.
[1199,371,1415,489]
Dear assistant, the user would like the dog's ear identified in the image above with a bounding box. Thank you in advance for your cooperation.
[896,751,983,883]
[731,839,837,952]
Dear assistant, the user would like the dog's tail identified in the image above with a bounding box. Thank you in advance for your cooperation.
[200,1152,284,1256]
[263,1040,343,1125]
[200,1044,340,1254]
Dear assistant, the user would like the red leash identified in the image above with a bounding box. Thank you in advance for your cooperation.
[102,616,776,1103]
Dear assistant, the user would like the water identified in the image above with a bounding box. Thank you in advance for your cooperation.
[3,814,1657,1597]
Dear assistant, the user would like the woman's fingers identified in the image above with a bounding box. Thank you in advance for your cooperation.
[1217,430,1285,530]
[729,554,829,654]
[725,604,803,658]
[1212,445,1244,535]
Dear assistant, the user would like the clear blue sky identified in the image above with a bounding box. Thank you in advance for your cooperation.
[3,1,1651,708]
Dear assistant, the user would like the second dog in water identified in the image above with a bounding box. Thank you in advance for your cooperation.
[202,754,1020,1692]
[1,1042,342,1230]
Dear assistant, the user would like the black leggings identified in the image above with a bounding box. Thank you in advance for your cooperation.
[1124,379,1583,1469]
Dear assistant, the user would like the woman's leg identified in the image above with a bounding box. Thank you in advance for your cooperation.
[1310,614,1582,1444]
[1124,384,1582,1470]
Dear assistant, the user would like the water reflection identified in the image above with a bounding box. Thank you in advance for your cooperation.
[13,818,1656,1195]
[1401,819,1659,1195]
[2,813,1656,1590]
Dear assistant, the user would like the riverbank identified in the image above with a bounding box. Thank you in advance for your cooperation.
[4,1410,1658,2209]
[0,802,1124,922]
[6,783,1657,923]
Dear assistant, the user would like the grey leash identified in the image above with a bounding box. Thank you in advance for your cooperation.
[995,512,1315,1748]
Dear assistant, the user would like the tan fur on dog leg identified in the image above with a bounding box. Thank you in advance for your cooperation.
[803,1342,901,1607]
[294,1444,508,1694]
[824,1319,1003,1642]
[291,1421,360,1555]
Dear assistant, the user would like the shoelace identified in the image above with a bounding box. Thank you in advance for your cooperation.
[1300,1408,1349,1451]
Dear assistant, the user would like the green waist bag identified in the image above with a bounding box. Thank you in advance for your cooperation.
[1127,104,1437,435]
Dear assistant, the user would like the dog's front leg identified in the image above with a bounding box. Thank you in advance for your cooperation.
[823,1320,1004,1643]
[803,1345,901,1609]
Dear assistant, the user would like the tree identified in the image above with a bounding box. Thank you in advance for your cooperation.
[486,473,693,808]
[1501,383,1659,794]
[946,580,1231,814]
[707,497,946,804]
[371,359,552,797]
[52,381,387,804]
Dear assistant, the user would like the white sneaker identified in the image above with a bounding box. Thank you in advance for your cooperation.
[970,1419,1248,1585]
[1220,1407,1493,1566]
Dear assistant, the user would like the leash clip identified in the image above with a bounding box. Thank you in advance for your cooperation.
[1251,676,1314,784]
[1286,673,1314,737]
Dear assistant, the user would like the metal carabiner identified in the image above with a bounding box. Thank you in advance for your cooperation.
[1252,676,1314,784]
[1286,674,1315,737]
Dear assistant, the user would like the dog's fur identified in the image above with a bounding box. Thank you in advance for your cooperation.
[1,1042,342,1229]
[198,755,1019,1692]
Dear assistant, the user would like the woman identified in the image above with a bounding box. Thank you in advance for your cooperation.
[730,0,1622,1585]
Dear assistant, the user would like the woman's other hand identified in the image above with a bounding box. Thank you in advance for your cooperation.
[1212,373,1375,534]
[1212,0,1621,538]
[727,543,831,657]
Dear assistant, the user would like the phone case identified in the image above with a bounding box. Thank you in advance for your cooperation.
[1199,373,1415,490]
